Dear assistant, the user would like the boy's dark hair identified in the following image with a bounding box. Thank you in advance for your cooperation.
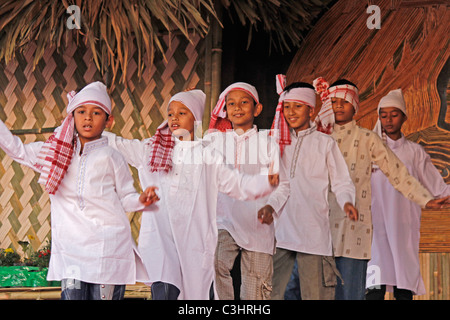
[330,79,358,89]
[284,82,314,92]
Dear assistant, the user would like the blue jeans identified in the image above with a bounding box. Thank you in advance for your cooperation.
[335,257,368,300]
[60,279,126,300]
[284,261,301,300]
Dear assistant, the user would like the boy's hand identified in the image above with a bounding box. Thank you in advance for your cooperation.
[268,161,279,187]
[257,205,275,225]
[140,186,160,206]
[344,202,358,221]
[268,173,279,186]
[425,196,450,209]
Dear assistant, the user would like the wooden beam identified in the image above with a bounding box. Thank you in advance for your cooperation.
[0,283,151,300]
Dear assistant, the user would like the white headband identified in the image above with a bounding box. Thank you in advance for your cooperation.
[215,82,259,119]
[280,87,316,108]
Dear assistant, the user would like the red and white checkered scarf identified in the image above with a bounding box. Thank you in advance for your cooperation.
[208,82,259,132]
[313,77,359,134]
[270,74,316,156]
[37,82,111,194]
[148,89,206,172]
[147,122,176,173]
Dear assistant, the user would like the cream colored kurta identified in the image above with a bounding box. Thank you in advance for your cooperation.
[329,121,433,260]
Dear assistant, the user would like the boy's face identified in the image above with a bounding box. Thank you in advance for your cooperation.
[379,107,406,136]
[282,101,313,133]
[331,97,355,125]
[73,104,112,144]
[225,90,262,132]
[167,101,195,141]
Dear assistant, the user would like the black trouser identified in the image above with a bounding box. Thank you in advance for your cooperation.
[151,282,180,300]
[366,285,413,300]
[150,281,215,300]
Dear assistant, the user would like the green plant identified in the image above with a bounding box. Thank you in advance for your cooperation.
[0,248,21,266]
[25,240,51,269]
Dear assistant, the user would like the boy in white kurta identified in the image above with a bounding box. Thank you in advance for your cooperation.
[104,89,278,300]
[313,77,449,300]
[267,76,358,300]
[366,89,450,299]
[0,82,157,300]
[206,82,289,300]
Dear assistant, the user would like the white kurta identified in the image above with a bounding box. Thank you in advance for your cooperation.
[104,132,274,299]
[367,135,450,295]
[204,127,289,255]
[272,126,355,256]
[0,121,149,285]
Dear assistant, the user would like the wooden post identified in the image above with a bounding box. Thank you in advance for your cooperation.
[204,26,212,133]
[203,0,223,133]
[210,2,223,113]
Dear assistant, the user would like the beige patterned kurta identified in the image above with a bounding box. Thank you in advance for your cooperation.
[329,120,433,260]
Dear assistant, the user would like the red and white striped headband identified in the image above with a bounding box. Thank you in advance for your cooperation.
[271,74,316,156]
[209,82,259,131]
[314,77,359,112]
[276,74,316,108]
[313,77,359,134]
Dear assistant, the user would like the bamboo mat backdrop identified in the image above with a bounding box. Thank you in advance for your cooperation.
[0,32,205,255]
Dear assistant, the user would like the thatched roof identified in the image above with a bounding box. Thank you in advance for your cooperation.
[0,0,332,84]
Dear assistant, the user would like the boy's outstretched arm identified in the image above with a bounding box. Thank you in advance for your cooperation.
[216,164,274,202]
[103,131,148,169]
[0,119,43,171]
[261,153,290,225]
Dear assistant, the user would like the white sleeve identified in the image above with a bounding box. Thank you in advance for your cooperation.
[112,153,146,212]
[102,131,149,169]
[264,136,289,216]
[216,161,274,201]
[0,119,44,172]
[415,145,450,198]
[266,154,290,216]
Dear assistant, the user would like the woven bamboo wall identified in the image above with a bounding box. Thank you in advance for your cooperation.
[0,33,205,255]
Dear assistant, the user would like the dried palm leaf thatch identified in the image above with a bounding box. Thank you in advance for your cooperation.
[0,0,217,84]
[0,0,332,85]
